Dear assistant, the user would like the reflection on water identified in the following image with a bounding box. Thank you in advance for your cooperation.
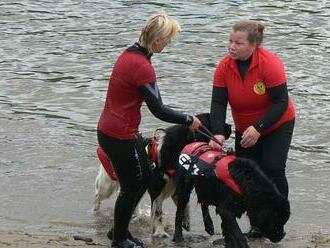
[0,0,329,246]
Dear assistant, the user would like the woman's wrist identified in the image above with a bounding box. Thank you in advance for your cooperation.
[184,115,193,126]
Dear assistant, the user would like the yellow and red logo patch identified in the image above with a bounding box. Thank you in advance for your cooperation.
[253,81,266,95]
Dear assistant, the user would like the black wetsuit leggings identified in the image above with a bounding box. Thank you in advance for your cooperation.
[97,131,151,242]
[235,120,295,198]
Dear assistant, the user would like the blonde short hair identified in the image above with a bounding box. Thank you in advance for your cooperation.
[139,13,181,53]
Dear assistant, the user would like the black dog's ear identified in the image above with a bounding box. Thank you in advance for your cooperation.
[195,112,232,140]
[250,179,291,225]
[274,195,291,224]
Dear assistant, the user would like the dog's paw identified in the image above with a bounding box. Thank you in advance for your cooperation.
[212,238,225,246]
[182,218,190,232]
[205,225,215,236]
[152,227,170,238]
[182,205,190,231]
[172,233,184,243]
[204,217,214,235]
[93,201,100,212]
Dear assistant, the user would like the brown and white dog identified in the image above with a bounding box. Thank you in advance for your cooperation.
[93,113,228,237]
[93,133,191,237]
[93,145,119,212]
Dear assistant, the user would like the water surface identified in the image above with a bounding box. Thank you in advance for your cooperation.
[0,1,329,247]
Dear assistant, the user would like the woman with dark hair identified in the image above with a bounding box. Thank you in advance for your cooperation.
[209,19,295,238]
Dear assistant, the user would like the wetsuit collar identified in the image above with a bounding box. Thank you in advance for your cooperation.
[236,55,252,80]
[236,54,252,65]
[127,42,153,59]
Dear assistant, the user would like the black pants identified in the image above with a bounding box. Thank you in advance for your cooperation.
[97,131,151,242]
[235,120,295,198]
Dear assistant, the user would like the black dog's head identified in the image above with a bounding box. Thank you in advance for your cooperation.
[158,113,231,170]
[229,158,290,243]
[247,194,290,242]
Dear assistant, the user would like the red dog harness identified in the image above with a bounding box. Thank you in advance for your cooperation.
[180,142,241,194]
[97,139,240,194]
[97,145,118,180]
[144,136,159,165]
[97,135,162,181]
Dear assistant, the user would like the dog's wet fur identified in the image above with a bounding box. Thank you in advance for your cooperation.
[165,114,290,247]
[147,113,232,237]
[94,113,290,247]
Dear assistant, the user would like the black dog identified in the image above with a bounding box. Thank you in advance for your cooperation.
[165,116,291,247]
[148,113,231,237]
[174,145,290,247]
[93,113,225,238]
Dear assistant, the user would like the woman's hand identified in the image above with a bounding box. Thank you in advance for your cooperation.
[240,126,260,148]
[209,134,225,150]
[188,116,202,131]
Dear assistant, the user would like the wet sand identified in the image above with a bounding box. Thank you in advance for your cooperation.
[1,230,329,248]
[0,231,104,248]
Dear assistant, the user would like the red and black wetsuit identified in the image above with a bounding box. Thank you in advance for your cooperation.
[97,43,193,244]
[210,48,295,198]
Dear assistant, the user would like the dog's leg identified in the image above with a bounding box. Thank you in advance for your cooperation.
[201,203,214,235]
[149,173,174,238]
[217,206,249,248]
[131,194,144,219]
[151,192,170,238]
[171,191,190,232]
[173,169,194,242]
[93,165,119,211]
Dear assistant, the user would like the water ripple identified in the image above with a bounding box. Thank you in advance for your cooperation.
[1,0,330,242]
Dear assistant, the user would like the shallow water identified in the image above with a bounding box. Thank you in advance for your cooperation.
[1,0,329,247]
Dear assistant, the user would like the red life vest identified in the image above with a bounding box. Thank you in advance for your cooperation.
[145,136,159,165]
[144,137,176,177]
[97,145,117,181]
[97,140,241,195]
[97,135,161,181]
[180,142,241,194]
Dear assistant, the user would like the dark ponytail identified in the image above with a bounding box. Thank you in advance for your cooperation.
[233,20,264,47]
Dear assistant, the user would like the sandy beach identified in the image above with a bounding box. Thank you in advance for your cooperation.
[1,230,329,248]
[0,231,106,248]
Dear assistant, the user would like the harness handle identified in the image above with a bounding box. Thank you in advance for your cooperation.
[196,126,235,155]
[200,124,214,137]
[196,126,222,147]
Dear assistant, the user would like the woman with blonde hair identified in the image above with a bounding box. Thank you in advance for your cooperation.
[97,13,201,248]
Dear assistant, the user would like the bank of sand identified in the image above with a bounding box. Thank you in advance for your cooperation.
[0,231,329,248]
[0,231,105,247]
